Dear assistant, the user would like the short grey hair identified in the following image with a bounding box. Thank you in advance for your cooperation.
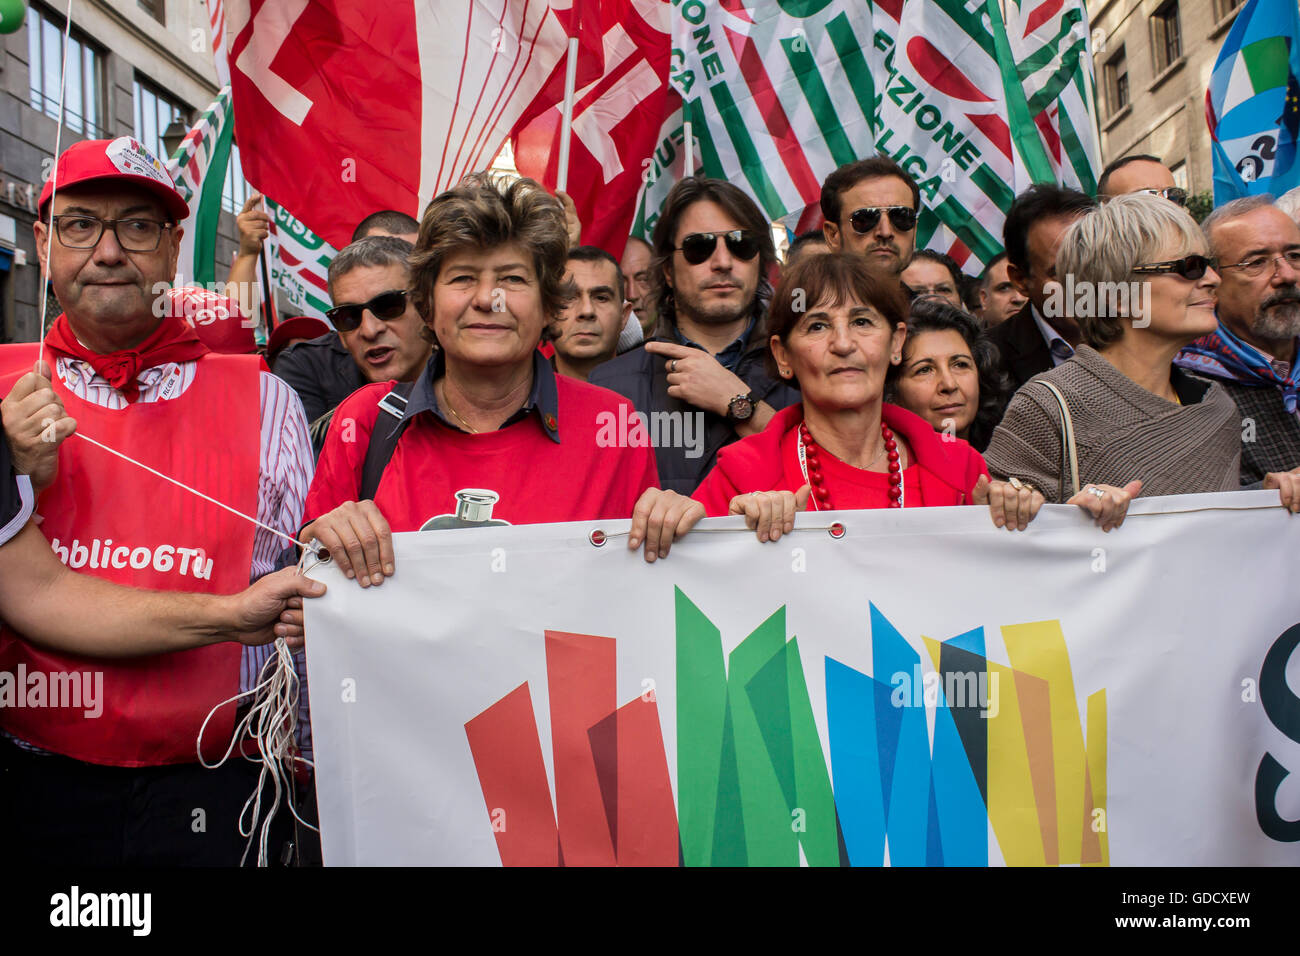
[1056,192,1206,349]
[1201,194,1276,251]
[327,235,414,300]
[1277,187,1300,223]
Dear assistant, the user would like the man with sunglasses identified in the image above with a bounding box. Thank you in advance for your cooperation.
[819,156,919,279]
[590,177,798,494]
[1097,154,1186,207]
[0,137,315,865]
[1178,196,1300,483]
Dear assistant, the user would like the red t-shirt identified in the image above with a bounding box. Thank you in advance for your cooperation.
[304,376,660,530]
[693,403,989,516]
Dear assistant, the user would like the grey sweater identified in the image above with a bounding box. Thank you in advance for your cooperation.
[983,345,1242,502]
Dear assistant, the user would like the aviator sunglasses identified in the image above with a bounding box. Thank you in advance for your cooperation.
[325,289,409,333]
[848,206,918,234]
[674,230,761,265]
[1131,254,1217,280]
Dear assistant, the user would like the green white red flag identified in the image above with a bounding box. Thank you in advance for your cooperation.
[164,86,234,289]
[264,198,337,324]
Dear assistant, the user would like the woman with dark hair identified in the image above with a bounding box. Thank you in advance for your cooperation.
[886,298,1010,451]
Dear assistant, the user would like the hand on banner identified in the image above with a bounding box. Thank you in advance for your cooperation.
[1067,480,1142,532]
[1262,468,1300,513]
[628,488,706,563]
[974,475,1044,531]
[236,193,271,257]
[225,567,326,648]
[645,341,749,418]
[556,190,581,248]
[299,501,395,587]
[1,360,76,493]
[729,485,811,542]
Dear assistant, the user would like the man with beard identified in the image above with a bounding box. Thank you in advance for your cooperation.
[589,178,798,493]
[1177,197,1300,484]
[550,246,625,382]
[819,155,918,281]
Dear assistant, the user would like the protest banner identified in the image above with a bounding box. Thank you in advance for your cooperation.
[304,491,1300,866]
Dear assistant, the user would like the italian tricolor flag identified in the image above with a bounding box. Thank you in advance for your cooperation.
[164,86,234,288]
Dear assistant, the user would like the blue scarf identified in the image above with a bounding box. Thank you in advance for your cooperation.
[1176,323,1300,415]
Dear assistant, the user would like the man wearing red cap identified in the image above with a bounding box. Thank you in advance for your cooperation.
[0,137,316,865]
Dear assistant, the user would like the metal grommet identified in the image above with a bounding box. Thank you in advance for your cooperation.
[589,529,607,547]
[828,522,846,539]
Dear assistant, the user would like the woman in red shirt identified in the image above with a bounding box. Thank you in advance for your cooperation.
[627,252,1137,551]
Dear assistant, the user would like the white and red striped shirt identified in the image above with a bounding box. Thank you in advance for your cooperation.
[11,356,316,757]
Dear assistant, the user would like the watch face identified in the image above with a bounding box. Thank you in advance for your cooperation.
[730,396,755,421]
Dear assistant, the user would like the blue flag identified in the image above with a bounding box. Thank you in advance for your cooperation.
[1207,0,1300,203]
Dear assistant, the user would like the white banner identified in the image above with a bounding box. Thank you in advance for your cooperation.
[304,491,1300,866]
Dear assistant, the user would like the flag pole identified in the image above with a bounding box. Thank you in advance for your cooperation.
[556,36,580,193]
[683,120,695,176]
[257,196,278,334]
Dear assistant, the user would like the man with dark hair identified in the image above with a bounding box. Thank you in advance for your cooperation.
[621,235,655,334]
[901,248,964,308]
[978,252,1026,327]
[1178,195,1300,483]
[988,184,1097,390]
[1097,154,1185,206]
[589,177,798,493]
[784,229,828,268]
[819,155,920,278]
[350,209,420,244]
[550,245,627,381]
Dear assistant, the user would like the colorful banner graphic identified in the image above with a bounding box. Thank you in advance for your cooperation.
[304,491,1300,865]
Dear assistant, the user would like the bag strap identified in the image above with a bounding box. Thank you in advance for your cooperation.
[1036,380,1079,501]
[359,382,415,502]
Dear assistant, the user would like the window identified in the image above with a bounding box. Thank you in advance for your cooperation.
[221,142,250,214]
[1171,161,1188,191]
[134,76,190,162]
[137,0,165,25]
[1105,47,1129,115]
[1151,1,1182,74]
[26,4,107,137]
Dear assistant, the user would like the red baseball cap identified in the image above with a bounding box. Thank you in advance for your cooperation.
[40,137,189,221]
[267,315,332,360]
[168,287,257,354]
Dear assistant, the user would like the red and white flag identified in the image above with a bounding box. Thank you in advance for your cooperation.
[226,1,583,250]
[511,0,672,259]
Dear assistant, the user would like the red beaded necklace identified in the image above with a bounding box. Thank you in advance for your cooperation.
[798,420,904,509]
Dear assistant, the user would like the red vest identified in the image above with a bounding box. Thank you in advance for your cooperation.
[0,344,261,766]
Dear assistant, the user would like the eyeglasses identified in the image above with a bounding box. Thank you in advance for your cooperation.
[1136,187,1188,207]
[1219,249,1300,279]
[1132,254,1217,280]
[848,206,917,234]
[674,231,760,265]
[50,215,172,252]
[325,289,409,332]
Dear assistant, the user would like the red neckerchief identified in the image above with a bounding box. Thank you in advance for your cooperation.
[44,312,210,401]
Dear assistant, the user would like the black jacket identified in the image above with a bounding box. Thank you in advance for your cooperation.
[272,333,367,455]
[987,303,1054,393]
[588,334,799,494]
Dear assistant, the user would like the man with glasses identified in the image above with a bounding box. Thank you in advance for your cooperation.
[590,177,798,493]
[901,249,965,308]
[1178,196,1300,483]
[819,155,919,279]
[0,137,314,865]
[1097,154,1187,207]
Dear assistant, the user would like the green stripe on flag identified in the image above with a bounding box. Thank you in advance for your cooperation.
[703,84,786,215]
[192,113,234,286]
[1016,10,1083,78]
[935,194,1001,264]
[984,0,1055,184]
[971,164,1014,213]
[1243,36,1289,91]
[781,37,858,170]
[1057,106,1097,194]
[916,208,940,248]
[826,12,876,129]
[304,290,332,314]
[1026,39,1088,115]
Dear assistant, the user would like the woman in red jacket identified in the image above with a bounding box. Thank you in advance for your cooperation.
[627,252,1136,555]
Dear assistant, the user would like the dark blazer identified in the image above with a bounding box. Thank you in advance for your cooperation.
[988,303,1054,392]
[589,333,799,495]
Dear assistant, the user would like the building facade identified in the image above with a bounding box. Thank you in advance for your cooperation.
[0,0,245,343]
[1087,0,1263,208]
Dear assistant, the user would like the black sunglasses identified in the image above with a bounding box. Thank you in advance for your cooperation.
[1138,187,1188,207]
[674,230,760,265]
[848,206,917,234]
[325,289,409,332]
[1132,254,1217,280]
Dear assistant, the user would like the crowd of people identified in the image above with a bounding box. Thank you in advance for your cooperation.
[3,130,1300,866]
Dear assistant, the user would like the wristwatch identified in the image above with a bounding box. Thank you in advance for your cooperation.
[725,390,758,423]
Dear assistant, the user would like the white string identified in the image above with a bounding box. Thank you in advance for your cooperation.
[197,638,317,867]
[36,0,77,372]
[71,431,316,555]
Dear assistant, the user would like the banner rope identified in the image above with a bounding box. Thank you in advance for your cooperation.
[35,0,76,372]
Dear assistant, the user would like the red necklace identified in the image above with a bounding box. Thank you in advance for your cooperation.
[798,420,903,509]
